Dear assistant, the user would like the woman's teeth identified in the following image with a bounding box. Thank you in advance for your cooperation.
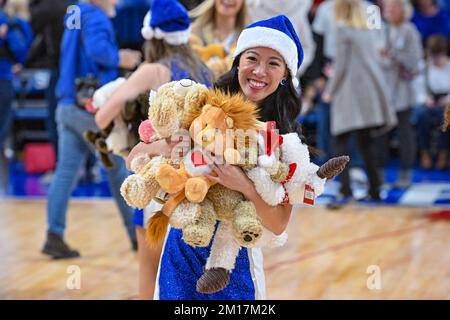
[249,79,267,88]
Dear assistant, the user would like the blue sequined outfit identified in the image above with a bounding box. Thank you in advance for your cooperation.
[159,226,257,300]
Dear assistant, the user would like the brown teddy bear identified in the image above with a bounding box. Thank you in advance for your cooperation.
[147,89,268,294]
[189,35,236,81]
[149,89,263,246]
[120,79,209,209]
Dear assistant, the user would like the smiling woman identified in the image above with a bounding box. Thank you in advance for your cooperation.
[237,48,287,103]
[142,15,307,300]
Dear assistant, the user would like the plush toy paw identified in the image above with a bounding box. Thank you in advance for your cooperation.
[120,174,154,209]
[232,201,262,247]
[156,164,187,194]
[182,199,216,247]
[95,138,108,154]
[100,152,114,170]
[84,130,98,144]
[130,153,151,173]
[185,177,209,203]
[316,155,350,179]
[182,223,214,247]
[196,267,230,294]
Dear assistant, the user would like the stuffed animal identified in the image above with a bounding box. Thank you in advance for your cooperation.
[83,78,149,169]
[156,92,252,204]
[444,104,450,132]
[205,46,236,81]
[120,79,210,210]
[146,88,263,245]
[189,34,236,80]
[75,75,99,109]
[84,78,128,169]
[246,121,350,206]
[196,121,349,294]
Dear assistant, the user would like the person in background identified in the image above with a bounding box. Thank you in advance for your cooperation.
[28,0,75,157]
[189,0,247,51]
[311,0,373,164]
[179,0,204,10]
[411,0,450,46]
[415,35,450,170]
[43,0,141,259]
[322,0,397,208]
[4,0,29,20]
[95,0,213,299]
[378,0,423,188]
[0,0,31,179]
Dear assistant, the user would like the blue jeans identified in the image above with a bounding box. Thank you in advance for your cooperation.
[316,100,332,164]
[47,104,135,243]
[316,99,362,166]
[0,80,14,148]
[416,105,450,152]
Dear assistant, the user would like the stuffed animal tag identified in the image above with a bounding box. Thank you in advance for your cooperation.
[303,184,315,205]
[191,150,207,167]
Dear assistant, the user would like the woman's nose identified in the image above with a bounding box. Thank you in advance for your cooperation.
[252,63,267,77]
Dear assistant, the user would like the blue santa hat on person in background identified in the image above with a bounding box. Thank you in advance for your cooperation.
[233,15,304,88]
[141,0,191,45]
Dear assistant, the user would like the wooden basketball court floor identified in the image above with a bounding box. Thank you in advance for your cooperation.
[0,199,448,299]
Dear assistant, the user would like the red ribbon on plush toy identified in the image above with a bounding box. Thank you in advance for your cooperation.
[261,121,283,156]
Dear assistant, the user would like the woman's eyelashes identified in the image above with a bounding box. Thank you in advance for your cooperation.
[245,56,280,68]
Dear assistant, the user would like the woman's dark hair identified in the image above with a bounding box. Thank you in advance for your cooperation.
[214,54,304,140]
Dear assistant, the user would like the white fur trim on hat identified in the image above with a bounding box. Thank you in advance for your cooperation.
[141,12,191,45]
[234,26,299,88]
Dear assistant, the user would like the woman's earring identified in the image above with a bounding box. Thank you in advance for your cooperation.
[280,78,287,86]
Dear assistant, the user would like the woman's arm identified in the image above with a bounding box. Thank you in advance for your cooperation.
[242,183,293,235]
[95,63,170,129]
[206,163,292,235]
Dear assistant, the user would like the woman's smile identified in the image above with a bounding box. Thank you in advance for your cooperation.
[248,79,269,90]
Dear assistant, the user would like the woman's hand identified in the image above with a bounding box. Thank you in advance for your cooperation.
[206,161,254,195]
[126,138,179,170]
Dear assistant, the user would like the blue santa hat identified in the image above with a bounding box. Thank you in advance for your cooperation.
[233,15,304,88]
[141,0,191,45]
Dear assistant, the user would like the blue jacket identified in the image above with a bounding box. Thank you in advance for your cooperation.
[56,3,119,105]
[0,12,32,80]
[411,9,450,44]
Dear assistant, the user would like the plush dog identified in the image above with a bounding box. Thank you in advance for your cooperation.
[83,78,149,169]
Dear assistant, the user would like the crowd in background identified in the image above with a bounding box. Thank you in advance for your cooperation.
[0,0,449,193]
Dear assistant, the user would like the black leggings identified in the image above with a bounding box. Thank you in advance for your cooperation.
[335,128,380,198]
